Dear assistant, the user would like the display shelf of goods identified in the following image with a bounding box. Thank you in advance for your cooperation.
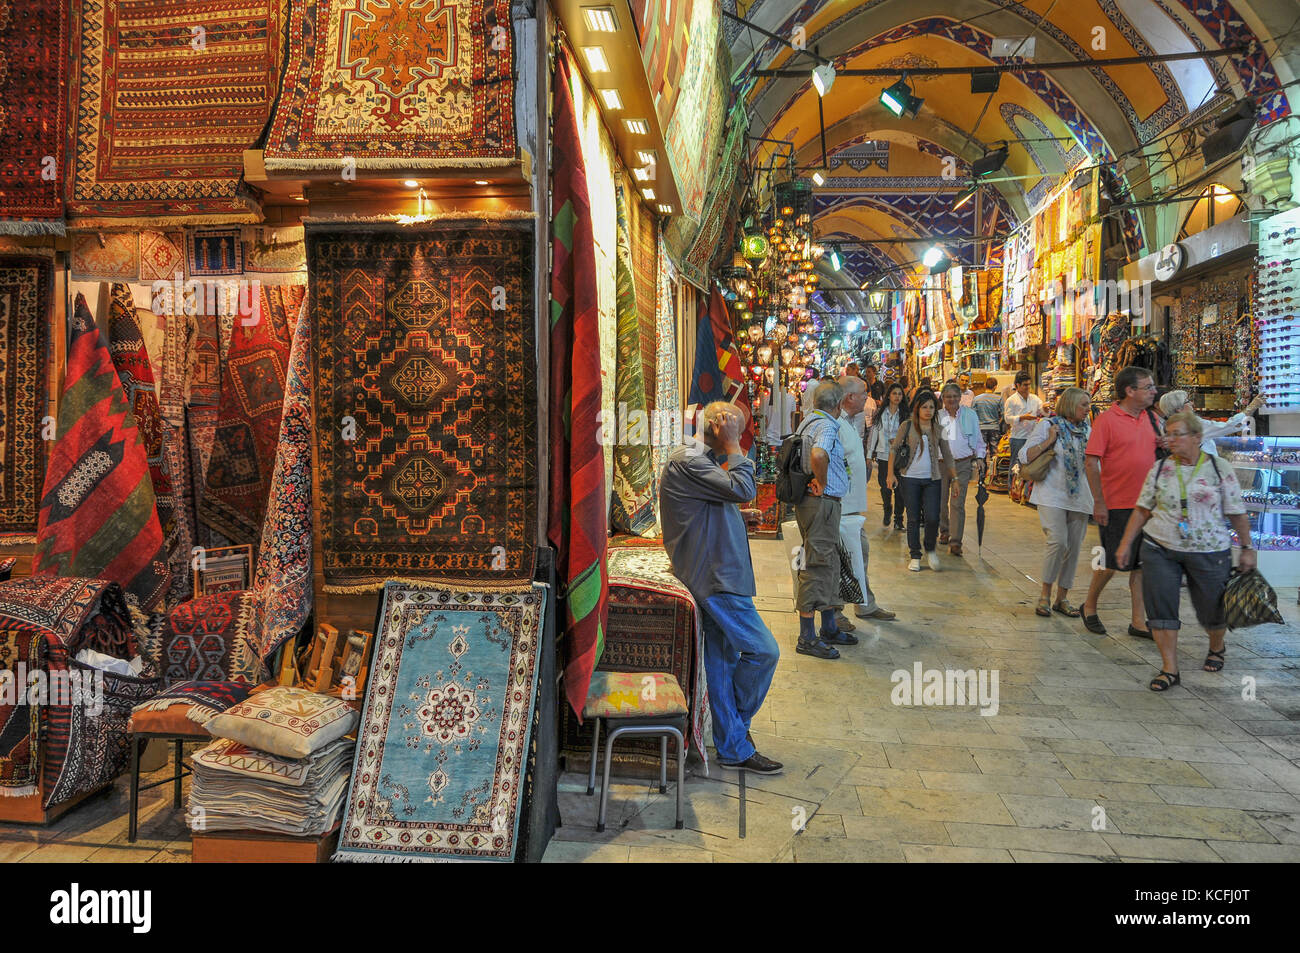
[1218,435,1300,586]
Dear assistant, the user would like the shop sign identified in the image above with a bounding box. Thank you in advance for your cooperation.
[1153,242,1185,282]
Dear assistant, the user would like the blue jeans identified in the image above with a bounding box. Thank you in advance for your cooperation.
[1009,438,1027,467]
[699,593,780,763]
[900,476,941,559]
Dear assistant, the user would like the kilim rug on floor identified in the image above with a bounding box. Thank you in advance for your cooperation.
[550,49,608,718]
[609,185,656,537]
[199,285,300,546]
[335,582,542,862]
[309,222,536,592]
[559,548,708,773]
[33,294,168,611]
[0,0,67,233]
[68,0,285,225]
[0,256,51,540]
[266,0,515,171]
[106,284,182,604]
[251,296,313,659]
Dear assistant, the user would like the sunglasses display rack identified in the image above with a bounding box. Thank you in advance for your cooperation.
[1255,207,1300,414]
[1218,433,1300,586]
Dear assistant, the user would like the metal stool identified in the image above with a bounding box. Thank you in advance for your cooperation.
[581,672,688,833]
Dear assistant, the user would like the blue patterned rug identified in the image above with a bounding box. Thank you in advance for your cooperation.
[334,583,543,862]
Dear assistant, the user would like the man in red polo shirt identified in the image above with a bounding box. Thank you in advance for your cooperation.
[1080,366,1162,637]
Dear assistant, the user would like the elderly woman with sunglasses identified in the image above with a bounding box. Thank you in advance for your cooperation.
[1115,413,1255,692]
[1156,390,1265,456]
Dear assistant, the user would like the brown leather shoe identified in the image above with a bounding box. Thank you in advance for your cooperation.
[949,542,963,557]
[938,533,950,545]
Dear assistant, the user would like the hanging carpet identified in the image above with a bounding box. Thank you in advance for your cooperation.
[309,222,536,592]
[0,255,51,540]
[549,50,609,718]
[609,184,656,537]
[0,0,68,233]
[68,0,286,225]
[334,582,543,862]
[687,288,753,453]
[199,284,300,547]
[251,295,313,660]
[265,0,516,171]
[33,294,168,611]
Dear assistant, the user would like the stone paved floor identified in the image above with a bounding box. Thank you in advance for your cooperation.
[3,493,1297,862]
[542,493,1300,863]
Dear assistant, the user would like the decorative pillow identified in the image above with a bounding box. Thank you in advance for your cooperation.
[582,671,688,719]
[203,686,357,759]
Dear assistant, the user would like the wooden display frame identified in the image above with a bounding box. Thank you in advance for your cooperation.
[191,825,339,864]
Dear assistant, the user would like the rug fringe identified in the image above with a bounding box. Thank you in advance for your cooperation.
[0,220,66,236]
[323,576,535,595]
[131,697,222,725]
[242,272,308,286]
[264,156,516,172]
[0,534,37,544]
[331,852,456,863]
[301,210,535,227]
[0,785,37,798]
[68,212,262,228]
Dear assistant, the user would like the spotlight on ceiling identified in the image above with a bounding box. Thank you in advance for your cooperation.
[922,246,951,273]
[880,77,923,119]
[953,184,978,210]
[1201,98,1256,166]
[970,68,1001,94]
[828,242,843,271]
[812,63,836,97]
[972,142,1009,178]
[811,169,826,187]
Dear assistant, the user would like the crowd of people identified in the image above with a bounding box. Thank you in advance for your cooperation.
[658,360,1265,773]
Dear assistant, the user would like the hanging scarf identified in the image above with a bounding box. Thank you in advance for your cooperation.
[1054,415,1090,498]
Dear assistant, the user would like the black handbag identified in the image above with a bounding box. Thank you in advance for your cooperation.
[837,542,864,604]
[892,420,912,474]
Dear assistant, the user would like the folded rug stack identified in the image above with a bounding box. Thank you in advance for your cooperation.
[188,686,358,837]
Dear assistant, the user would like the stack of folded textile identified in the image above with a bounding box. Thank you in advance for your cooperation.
[187,686,358,837]
[190,736,354,836]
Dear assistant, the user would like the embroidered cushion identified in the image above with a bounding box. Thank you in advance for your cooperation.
[582,671,688,719]
[203,686,357,758]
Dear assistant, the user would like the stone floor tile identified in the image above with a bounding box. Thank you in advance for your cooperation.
[1247,810,1300,845]
[904,844,1014,862]
[1103,742,1247,765]
[793,836,905,862]
[918,771,1067,796]
[896,729,1029,751]
[1056,780,1165,803]
[1058,754,1210,786]
[1098,833,1223,862]
[1206,840,1300,862]
[883,743,981,773]
[986,715,1077,739]
[1190,762,1286,792]
[1010,849,1117,862]
[971,749,1074,778]
[541,842,632,863]
[1102,802,1275,842]
[1056,719,1160,744]
[627,846,714,863]
[998,794,1105,831]
[853,786,1017,825]
[840,814,951,844]
[1152,785,1300,812]
[945,822,1115,856]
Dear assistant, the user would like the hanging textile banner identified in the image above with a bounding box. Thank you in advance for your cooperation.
[610,185,657,537]
[652,227,680,480]
[687,288,753,453]
[550,49,609,718]
[674,105,749,289]
[266,0,516,170]
[68,0,284,225]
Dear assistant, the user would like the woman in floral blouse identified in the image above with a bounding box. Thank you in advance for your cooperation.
[1116,413,1255,691]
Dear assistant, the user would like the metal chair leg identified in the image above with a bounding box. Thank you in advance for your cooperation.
[597,726,617,832]
[672,727,685,830]
[128,735,141,843]
[586,717,600,795]
[173,739,184,808]
[659,736,668,794]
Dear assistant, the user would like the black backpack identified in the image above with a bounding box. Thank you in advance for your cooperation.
[1147,409,1169,461]
[775,417,818,504]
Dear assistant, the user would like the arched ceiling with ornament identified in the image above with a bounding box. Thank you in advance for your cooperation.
[722,0,1298,324]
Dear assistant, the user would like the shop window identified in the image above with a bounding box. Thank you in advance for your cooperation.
[1176,184,1242,239]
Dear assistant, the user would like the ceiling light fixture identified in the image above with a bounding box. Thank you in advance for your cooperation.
[972,142,1009,177]
[633,167,651,181]
[582,6,618,32]
[624,118,649,135]
[880,76,923,119]
[953,184,978,210]
[811,169,825,186]
[970,68,1001,94]
[657,204,673,215]
[636,149,656,165]
[403,179,419,188]
[812,63,836,97]
[474,180,490,186]
[599,89,623,110]
[641,188,655,201]
[581,46,610,73]
[922,246,951,273]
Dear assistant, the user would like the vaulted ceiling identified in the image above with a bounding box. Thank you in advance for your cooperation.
[724,0,1298,320]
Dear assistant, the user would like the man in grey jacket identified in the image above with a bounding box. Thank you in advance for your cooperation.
[660,402,783,774]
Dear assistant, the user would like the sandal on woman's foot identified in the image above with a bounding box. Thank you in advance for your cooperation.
[1035,599,1051,618]
[1149,671,1181,692]
[1203,648,1225,672]
[1053,601,1081,617]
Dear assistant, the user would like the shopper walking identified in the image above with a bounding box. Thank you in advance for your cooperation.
[868,383,907,532]
[1004,371,1044,465]
[1114,412,1254,691]
[660,401,783,772]
[887,390,956,572]
[836,378,896,625]
[1080,365,1162,637]
[793,380,853,659]
[1157,390,1265,456]
[957,372,976,407]
[1019,387,1093,617]
[937,383,985,556]
[972,378,1005,462]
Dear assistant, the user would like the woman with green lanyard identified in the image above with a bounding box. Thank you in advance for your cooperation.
[1115,412,1255,691]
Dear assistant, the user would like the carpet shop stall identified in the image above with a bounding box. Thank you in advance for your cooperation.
[0,0,568,863]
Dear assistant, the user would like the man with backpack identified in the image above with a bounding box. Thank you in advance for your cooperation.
[660,401,784,774]
[783,379,854,659]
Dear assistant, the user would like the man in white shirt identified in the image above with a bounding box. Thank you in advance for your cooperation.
[802,374,835,419]
[836,377,895,624]
[938,383,986,556]
[957,372,976,408]
[1004,370,1044,466]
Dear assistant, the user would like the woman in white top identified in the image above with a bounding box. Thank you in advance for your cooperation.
[1157,390,1264,456]
[1019,387,1093,618]
[866,383,907,531]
